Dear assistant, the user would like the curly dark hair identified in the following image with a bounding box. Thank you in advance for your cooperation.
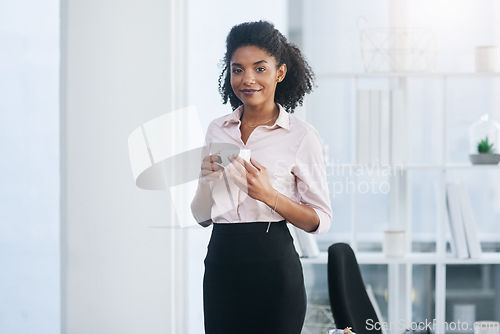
[218,20,315,113]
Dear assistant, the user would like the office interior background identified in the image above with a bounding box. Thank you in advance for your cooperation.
[2,0,500,333]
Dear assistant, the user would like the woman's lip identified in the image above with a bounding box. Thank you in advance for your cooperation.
[241,89,261,95]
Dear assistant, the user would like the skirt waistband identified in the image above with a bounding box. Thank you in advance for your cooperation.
[206,220,297,263]
[212,220,287,234]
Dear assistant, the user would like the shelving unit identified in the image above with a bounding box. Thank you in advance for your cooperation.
[301,72,500,334]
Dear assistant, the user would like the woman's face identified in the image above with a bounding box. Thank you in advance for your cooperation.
[230,45,286,108]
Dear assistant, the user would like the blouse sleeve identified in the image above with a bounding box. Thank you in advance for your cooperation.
[191,121,215,227]
[291,128,333,235]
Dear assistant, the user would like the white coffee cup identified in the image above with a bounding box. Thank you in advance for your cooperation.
[217,149,251,168]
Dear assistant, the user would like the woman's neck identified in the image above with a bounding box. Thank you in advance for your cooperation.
[241,101,279,125]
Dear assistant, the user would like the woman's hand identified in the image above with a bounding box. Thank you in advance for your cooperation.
[226,154,322,233]
[200,151,224,184]
[226,155,275,206]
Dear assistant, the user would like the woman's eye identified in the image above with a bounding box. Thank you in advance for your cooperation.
[256,67,266,72]
[232,68,242,74]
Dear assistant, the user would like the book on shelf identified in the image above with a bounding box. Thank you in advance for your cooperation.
[356,90,370,165]
[457,183,482,259]
[390,89,409,164]
[369,91,380,165]
[356,90,392,165]
[445,182,458,257]
[446,182,482,259]
[446,183,470,259]
[287,223,320,258]
[379,90,391,165]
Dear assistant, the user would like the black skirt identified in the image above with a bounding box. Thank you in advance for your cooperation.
[203,220,307,334]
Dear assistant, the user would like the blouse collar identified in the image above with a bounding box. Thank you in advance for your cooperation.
[220,102,290,131]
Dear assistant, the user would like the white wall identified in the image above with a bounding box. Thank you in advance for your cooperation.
[62,0,291,332]
[61,0,186,333]
[0,1,60,333]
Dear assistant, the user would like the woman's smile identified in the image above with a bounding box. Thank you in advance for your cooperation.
[240,89,262,96]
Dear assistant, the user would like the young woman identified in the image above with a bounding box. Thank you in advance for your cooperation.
[191,20,332,334]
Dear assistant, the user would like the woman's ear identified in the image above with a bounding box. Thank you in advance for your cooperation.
[277,63,287,82]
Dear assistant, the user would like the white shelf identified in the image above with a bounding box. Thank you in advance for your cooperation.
[444,252,500,264]
[446,163,500,169]
[316,72,500,78]
[324,163,500,170]
[318,232,500,243]
[300,251,500,265]
[445,288,496,299]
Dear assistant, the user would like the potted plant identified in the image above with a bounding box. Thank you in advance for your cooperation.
[469,115,500,164]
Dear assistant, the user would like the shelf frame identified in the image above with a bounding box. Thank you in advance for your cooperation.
[316,72,500,78]
[300,252,500,265]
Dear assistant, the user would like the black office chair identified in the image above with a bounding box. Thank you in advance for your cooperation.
[327,243,382,334]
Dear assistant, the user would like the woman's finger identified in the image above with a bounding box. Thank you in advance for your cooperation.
[201,170,223,183]
[201,160,223,172]
[227,166,248,193]
[249,157,264,172]
[203,153,222,167]
[228,155,248,176]
[232,155,260,174]
[204,173,223,181]
[209,153,222,164]
[201,167,224,178]
[201,169,221,177]
[214,161,225,169]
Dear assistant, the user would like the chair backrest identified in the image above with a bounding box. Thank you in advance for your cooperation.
[327,243,382,334]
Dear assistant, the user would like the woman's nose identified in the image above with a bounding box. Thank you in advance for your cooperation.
[243,73,255,85]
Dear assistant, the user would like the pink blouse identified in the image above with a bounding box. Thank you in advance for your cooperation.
[192,103,332,235]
